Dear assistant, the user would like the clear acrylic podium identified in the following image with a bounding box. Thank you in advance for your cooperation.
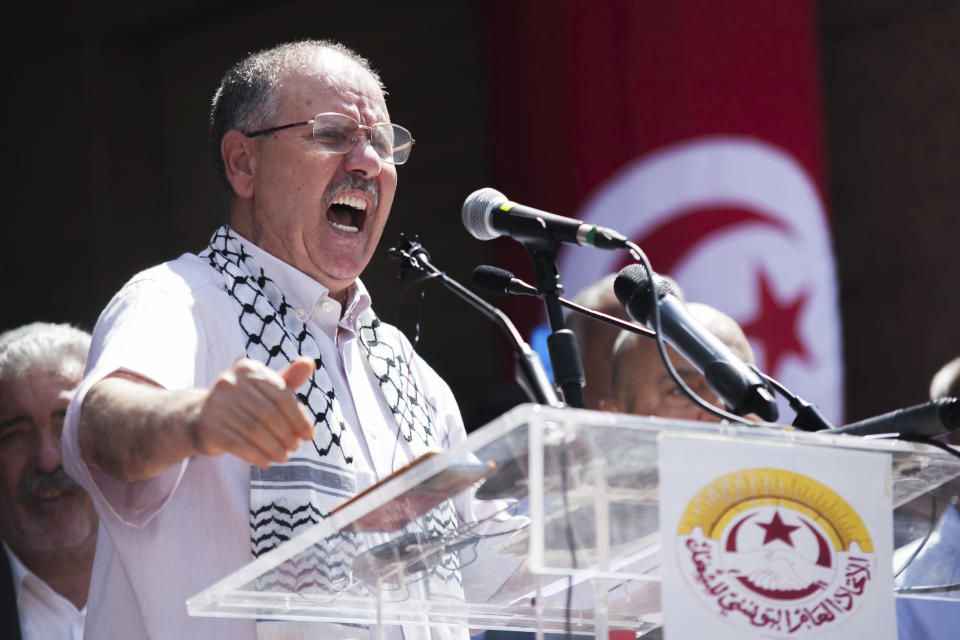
[186,404,960,637]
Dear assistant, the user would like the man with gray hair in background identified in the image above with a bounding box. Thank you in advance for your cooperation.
[930,356,960,401]
[608,302,757,421]
[929,355,960,446]
[0,322,97,639]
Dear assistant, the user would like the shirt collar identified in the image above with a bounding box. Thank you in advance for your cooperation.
[231,230,372,326]
[2,541,27,605]
[343,278,372,325]
[2,541,86,617]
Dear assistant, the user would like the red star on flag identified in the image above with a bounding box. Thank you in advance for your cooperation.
[740,271,811,376]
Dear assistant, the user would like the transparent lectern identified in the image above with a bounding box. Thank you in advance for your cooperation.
[187,404,960,638]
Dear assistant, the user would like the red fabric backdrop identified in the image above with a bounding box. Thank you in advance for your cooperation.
[478,1,843,422]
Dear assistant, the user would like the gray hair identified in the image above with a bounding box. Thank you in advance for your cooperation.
[610,301,754,410]
[209,39,384,207]
[565,272,685,334]
[0,322,91,383]
[930,356,960,400]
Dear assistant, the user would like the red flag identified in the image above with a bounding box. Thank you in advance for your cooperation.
[481,1,842,422]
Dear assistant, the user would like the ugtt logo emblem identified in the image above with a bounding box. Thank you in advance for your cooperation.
[676,468,875,636]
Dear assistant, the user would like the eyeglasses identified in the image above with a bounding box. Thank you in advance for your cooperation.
[245,112,415,165]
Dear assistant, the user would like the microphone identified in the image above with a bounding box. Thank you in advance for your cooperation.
[472,265,539,296]
[824,398,960,437]
[462,188,629,250]
[473,265,658,340]
[613,264,779,422]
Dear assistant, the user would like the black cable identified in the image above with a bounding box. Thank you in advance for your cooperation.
[412,287,427,349]
[399,272,438,302]
[387,235,560,406]
[403,274,438,349]
[893,493,937,580]
[894,433,960,461]
[476,262,824,429]
[880,434,960,595]
[390,256,439,349]
[625,242,754,426]
[749,365,835,431]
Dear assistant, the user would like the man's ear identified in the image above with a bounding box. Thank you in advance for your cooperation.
[598,397,621,414]
[221,130,256,199]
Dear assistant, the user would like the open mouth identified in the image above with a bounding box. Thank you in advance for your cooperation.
[23,484,77,510]
[35,486,66,499]
[327,195,368,234]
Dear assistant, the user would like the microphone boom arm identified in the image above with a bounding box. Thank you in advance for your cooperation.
[388,236,561,407]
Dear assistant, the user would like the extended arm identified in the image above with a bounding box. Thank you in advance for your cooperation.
[78,357,317,482]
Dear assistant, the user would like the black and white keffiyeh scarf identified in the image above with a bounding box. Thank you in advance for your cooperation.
[202,226,447,559]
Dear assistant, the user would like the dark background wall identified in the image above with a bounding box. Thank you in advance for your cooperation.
[4,1,505,430]
[819,0,960,420]
[3,1,958,429]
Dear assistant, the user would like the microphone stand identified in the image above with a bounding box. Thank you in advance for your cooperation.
[525,244,586,409]
[388,236,561,407]
[476,263,835,428]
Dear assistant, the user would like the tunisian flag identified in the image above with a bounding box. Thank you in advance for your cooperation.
[480,1,843,424]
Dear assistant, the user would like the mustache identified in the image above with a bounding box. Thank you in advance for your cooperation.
[323,174,379,210]
[18,467,81,502]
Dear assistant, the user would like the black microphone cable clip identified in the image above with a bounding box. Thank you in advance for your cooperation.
[387,233,433,281]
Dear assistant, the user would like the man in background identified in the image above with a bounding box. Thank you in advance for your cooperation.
[929,354,960,447]
[608,302,755,421]
[930,355,960,400]
[0,322,97,639]
[564,273,631,411]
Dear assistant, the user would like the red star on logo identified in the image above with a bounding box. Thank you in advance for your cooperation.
[740,271,810,376]
[757,511,801,546]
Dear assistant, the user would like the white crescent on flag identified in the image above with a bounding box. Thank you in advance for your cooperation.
[559,136,844,424]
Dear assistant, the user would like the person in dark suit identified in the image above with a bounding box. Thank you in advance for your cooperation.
[0,323,97,639]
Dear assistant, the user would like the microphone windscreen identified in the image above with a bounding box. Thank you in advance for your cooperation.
[462,188,507,241]
[472,265,515,295]
[942,396,960,429]
[613,264,649,301]
[614,264,678,323]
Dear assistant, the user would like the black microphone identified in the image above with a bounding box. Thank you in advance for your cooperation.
[614,264,779,422]
[824,398,960,437]
[472,265,658,340]
[472,265,539,296]
[462,188,629,250]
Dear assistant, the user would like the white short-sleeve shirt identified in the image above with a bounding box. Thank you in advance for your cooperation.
[62,240,468,640]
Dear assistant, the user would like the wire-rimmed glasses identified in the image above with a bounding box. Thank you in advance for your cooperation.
[246,112,415,165]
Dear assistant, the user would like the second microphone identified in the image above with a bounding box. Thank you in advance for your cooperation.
[614,264,779,422]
